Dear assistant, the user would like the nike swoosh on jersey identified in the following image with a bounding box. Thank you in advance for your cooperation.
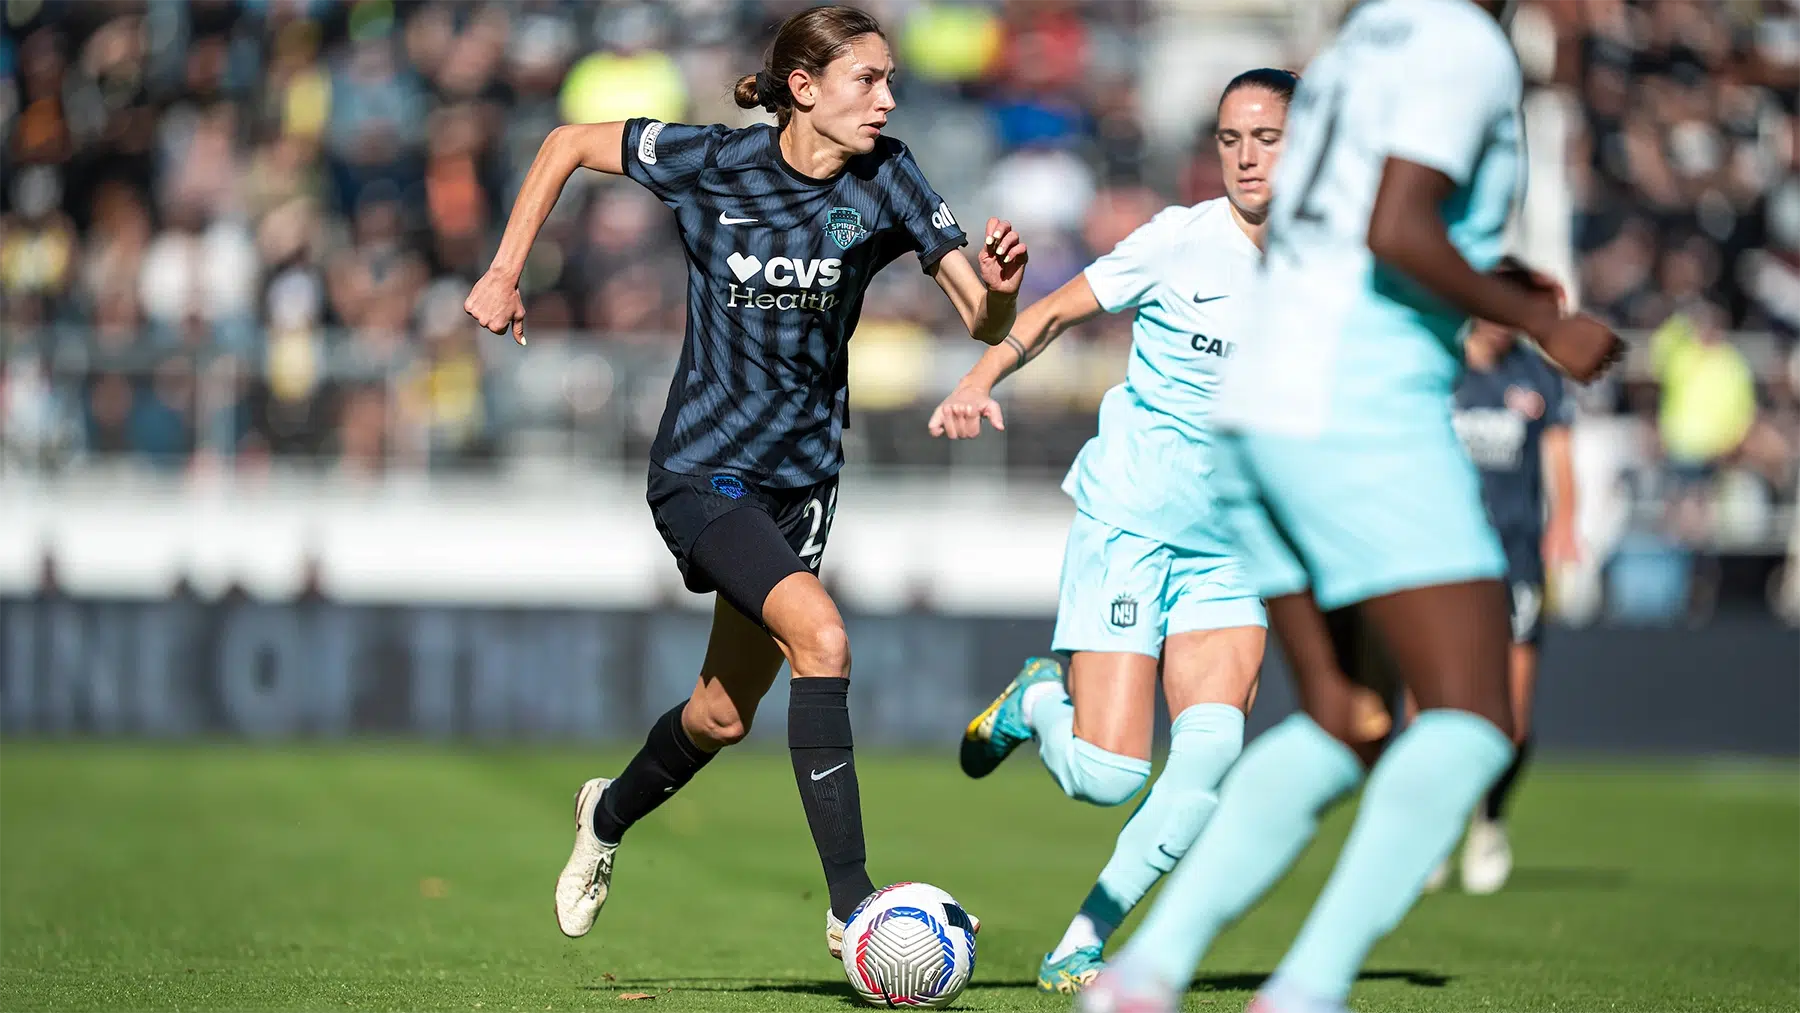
[809,762,848,781]
[1192,294,1228,304]
[718,212,758,225]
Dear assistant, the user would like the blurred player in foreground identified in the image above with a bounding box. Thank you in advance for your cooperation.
[932,69,1297,993]
[1081,1,1620,1010]
[1417,256,1577,895]
[465,4,1026,956]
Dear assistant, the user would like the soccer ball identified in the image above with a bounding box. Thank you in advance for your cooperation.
[840,882,977,1008]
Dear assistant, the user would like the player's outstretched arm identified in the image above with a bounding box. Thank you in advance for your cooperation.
[465,122,627,345]
[929,217,1028,347]
[1366,157,1622,382]
[1542,424,1579,563]
[927,273,1104,440]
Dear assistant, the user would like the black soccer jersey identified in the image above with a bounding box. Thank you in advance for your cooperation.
[620,118,968,488]
[1453,344,1574,543]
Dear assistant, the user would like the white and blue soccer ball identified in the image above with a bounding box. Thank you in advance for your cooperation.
[841,882,978,1008]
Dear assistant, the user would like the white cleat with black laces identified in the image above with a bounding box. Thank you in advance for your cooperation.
[555,777,617,938]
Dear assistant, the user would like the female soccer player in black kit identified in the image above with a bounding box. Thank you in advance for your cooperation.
[464,5,1027,955]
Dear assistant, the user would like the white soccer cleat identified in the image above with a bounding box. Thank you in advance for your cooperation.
[1460,816,1513,895]
[827,908,846,959]
[554,777,617,938]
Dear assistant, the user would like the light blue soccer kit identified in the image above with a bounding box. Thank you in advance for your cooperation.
[1112,1,1530,1005]
[1014,197,1268,989]
[1052,197,1267,658]
[1213,0,1525,609]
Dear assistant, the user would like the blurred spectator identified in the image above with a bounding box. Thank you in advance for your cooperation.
[11,29,75,168]
[0,0,1786,565]
[560,4,686,127]
[1653,302,1756,473]
[399,278,491,468]
[326,187,426,354]
[1,166,78,311]
[78,181,151,311]
[1651,301,1755,545]
[2,355,72,468]
[333,380,391,479]
[137,199,258,351]
[324,34,426,212]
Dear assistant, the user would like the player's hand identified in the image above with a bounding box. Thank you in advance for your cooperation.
[976,217,1028,296]
[1534,313,1623,384]
[465,269,527,345]
[927,382,1005,439]
[1521,268,1568,315]
[1500,263,1568,315]
[1543,517,1580,564]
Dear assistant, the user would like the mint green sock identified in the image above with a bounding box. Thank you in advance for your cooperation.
[1270,709,1513,1004]
[1114,714,1363,990]
[1077,703,1245,939]
[1030,691,1151,807]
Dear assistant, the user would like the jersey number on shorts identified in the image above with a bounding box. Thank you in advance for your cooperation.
[1510,581,1541,643]
[797,487,839,565]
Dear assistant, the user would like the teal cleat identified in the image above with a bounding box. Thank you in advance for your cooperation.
[1038,944,1106,994]
[959,656,1065,779]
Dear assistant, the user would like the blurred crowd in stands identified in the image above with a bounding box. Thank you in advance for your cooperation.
[1,0,1797,582]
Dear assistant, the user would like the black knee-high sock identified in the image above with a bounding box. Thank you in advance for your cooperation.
[593,701,716,844]
[788,677,876,921]
[1484,737,1533,821]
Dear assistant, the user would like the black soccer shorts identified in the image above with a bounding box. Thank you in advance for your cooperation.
[647,463,839,624]
[1500,533,1547,648]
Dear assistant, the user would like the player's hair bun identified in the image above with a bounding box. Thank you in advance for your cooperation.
[735,70,791,113]
[733,73,762,110]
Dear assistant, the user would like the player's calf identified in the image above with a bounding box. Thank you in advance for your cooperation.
[789,675,876,927]
[682,694,753,750]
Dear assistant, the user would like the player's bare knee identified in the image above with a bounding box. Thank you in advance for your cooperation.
[791,622,852,679]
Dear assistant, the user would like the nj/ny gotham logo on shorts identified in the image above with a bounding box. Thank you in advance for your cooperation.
[710,474,747,500]
[824,206,867,250]
[1109,594,1138,628]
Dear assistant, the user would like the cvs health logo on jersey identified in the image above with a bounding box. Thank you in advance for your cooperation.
[726,252,845,312]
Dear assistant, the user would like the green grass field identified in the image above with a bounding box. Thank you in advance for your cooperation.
[2,744,1796,1011]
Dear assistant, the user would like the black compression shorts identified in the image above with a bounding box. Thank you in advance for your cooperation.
[647,463,839,623]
